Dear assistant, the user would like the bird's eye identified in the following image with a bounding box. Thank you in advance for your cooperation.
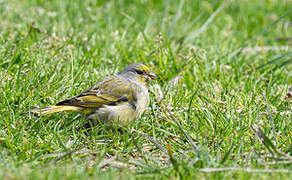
[135,70,144,75]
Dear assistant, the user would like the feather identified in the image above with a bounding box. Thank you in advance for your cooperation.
[30,105,85,115]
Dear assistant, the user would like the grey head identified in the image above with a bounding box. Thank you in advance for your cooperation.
[118,63,156,84]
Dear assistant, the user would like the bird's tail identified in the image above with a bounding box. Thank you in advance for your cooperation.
[30,105,84,115]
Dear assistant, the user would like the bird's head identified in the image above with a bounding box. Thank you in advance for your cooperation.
[119,63,156,85]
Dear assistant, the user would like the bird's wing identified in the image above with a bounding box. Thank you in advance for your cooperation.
[56,75,138,108]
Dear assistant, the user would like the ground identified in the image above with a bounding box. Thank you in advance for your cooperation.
[0,0,291,179]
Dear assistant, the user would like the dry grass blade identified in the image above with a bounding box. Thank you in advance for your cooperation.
[47,148,83,165]
[97,158,129,170]
[261,160,292,166]
[133,130,168,154]
[168,75,182,88]
[241,46,289,54]
[200,168,292,173]
[263,156,292,161]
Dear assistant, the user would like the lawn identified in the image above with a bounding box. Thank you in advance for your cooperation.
[0,0,291,179]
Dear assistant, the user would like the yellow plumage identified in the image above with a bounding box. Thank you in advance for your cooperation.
[31,105,84,115]
[30,63,156,124]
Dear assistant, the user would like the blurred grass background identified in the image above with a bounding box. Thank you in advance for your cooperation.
[0,0,291,179]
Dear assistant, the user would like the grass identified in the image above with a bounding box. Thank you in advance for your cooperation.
[0,0,291,179]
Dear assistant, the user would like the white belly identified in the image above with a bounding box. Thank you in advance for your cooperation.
[88,84,149,126]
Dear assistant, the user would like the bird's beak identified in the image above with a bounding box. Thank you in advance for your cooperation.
[148,72,157,80]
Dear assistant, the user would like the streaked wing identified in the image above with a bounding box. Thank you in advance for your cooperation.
[56,75,137,108]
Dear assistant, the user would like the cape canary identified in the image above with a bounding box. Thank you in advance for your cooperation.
[31,63,156,125]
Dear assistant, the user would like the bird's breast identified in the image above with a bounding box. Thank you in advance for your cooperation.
[87,81,150,126]
[135,85,149,117]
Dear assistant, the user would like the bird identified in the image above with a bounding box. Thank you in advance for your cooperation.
[31,63,156,126]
